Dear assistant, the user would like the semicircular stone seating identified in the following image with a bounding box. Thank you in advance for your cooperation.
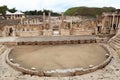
[0,45,7,55]
[109,34,120,57]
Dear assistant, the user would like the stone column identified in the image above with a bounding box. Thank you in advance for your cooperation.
[59,21,61,35]
[12,30,16,37]
[110,14,115,34]
[37,18,39,24]
[102,14,107,33]
[61,12,64,28]
[43,12,46,29]
[109,16,112,28]
[27,19,29,27]
[116,23,120,35]
[21,18,23,25]
[10,15,12,20]
[14,14,16,20]
[70,17,73,35]
[116,15,119,28]
[35,18,38,24]
[48,12,51,30]
[112,14,115,29]
[33,19,36,24]
[118,16,120,27]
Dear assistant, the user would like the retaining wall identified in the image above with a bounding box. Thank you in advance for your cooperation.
[6,44,113,77]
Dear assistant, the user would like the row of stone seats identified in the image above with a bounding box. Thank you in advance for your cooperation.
[109,34,120,50]
[0,45,7,55]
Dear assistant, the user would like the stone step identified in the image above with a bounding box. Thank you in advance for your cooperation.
[114,37,120,41]
[112,39,120,44]
[112,42,120,48]
[109,43,119,51]
[111,36,120,40]
[110,41,120,49]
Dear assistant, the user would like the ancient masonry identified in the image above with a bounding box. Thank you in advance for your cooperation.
[0,10,120,79]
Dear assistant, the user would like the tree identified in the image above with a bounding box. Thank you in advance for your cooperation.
[0,5,8,19]
[8,8,17,13]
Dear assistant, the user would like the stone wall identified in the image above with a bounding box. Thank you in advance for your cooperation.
[60,29,70,36]
[72,29,94,35]
[43,30,53,36]
[17,31,41,37]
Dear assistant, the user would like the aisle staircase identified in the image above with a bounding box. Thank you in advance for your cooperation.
[109,33,120,57]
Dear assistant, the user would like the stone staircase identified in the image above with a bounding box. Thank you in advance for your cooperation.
[109,34,120,51]
[0,45,7,55]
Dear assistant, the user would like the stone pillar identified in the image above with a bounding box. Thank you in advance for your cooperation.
[59,21,61,35]
[110,14,115,34]
[116,15,119,28]
[61,12,64,28]
[33,19,36,24]
[12,30,16,37]
[37,18,39,24]
[109,16,112,28]
[112,14,115,29]
[118,16,120,26]
[95,27,98,35]
[116,23,120,35]
[14,14,15,20]
[10,15,12,20]
[36,18,38,24]
[70,17,73,35]
[59,12,64,35]
[43,12,46,29]
[21,18,23,25]
[27,19,29,27]
[25,28,27,32]
[48,12,51,30]
[102,14,107,34]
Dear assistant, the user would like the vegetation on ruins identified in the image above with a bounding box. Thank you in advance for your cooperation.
[65,7,116,17]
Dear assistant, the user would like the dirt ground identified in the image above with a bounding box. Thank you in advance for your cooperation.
[9,44,107,71]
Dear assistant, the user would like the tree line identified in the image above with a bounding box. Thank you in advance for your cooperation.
[0,5,60,19]
[24,9,60,16]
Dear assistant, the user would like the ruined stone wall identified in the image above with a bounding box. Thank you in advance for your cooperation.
[17,31,41,37]
[60,29,70,36]
[43,30,53,36]
[72,29,94,35]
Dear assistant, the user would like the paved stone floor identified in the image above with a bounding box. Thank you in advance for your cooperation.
[0,44,120,80]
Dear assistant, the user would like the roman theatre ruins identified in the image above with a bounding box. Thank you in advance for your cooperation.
[0,10,120,78]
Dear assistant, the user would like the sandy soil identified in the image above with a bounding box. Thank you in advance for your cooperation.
[9,44,107,71]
